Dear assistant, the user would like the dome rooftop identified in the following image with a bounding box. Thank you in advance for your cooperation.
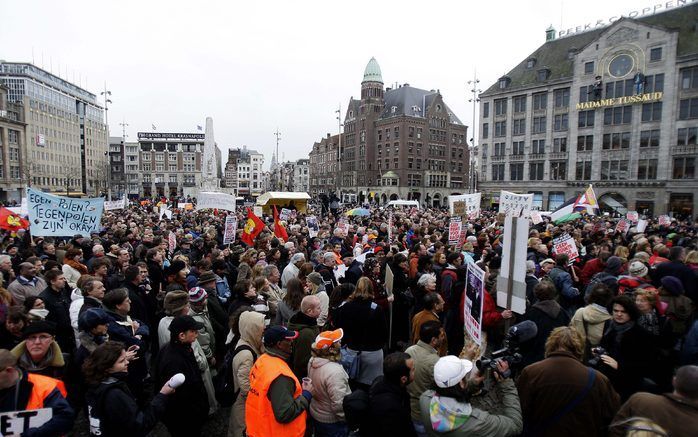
[362,57,383,83]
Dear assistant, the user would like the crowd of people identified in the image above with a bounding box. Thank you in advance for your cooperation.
[0,198,696,437]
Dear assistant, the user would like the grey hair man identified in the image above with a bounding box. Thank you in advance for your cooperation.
[281,253,305,289]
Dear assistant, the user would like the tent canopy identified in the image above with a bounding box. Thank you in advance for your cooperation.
[256,192,311,213]
[387,200,420,209]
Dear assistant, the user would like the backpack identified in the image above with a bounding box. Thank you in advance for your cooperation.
[214,344,257,407]
[342,388,370,432]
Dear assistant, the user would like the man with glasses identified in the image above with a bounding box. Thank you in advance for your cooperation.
[9,321,65,379]
[0,349,73,435]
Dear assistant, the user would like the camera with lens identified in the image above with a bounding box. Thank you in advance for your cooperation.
[587,346,607,367]
[475,320,538,377]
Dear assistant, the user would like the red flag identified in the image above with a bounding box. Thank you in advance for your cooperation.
[241,208,265,247]
[273,206,288,242]
[0,207,29,232]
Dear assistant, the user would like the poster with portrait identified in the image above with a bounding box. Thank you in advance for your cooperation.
[223,216,238,244]
[464,262,485,346]
[306,216,319,238]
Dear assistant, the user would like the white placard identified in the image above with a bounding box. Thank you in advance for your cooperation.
[498,191,533,219]
[104,196,127,211]
[530,210,543,225]
[449,193,481,219]
[279,208,291,221]
[384,265,394,297]
[196,191,237,211]
[553,233,579,263]
[636,219,648,233]
[626,211,639,222]
[0,408,52,436]
[223,216,238,244]
[658,215,671,226]
[497,215,528,315]
[253,206,263,218]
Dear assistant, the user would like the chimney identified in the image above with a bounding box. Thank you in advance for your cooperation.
[546,25,556,41]
[327,133,331,138]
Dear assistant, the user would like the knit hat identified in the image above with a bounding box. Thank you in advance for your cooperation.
[164,291,189,315]
[433,356,474,388]
[312,328,343,350]
[78,308,110,332]
[605,256,623,274]
[22,320,57,338]
[197,271,217,286]
[660,276,684,296]
[628,261,648,278]
[306,272,323,286]
[188,286,208,303]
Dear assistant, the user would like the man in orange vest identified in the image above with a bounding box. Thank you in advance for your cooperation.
[0,349,74,435]
[246,325,313,437]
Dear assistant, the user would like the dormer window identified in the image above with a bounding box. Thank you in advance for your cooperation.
[436,104,442,112]
[537,68,551,82]
[348,110,353,118]
[498,76,511,89]
[526,58,537,69]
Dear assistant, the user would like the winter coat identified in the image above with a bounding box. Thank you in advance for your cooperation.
[11,340,65,379]
[549,267,580,312]
[307,357,351,424]
[681,319,698,365]
[7,276,47,305]
[405,341,439,421]
[366,376,417,437]
[265,283,285,319]
[570,304,612,350]
[333,299,387,352]
[517,351,620,437]
[62,263,83,289]
[610,392,698,437]
[39,286,76,353]
[274,300,298,327]
[522,300,571,366]
[287,311,320,379]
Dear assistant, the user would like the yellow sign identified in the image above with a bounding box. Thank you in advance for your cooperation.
[576,92,662,110]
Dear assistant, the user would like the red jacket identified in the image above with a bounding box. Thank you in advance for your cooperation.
[482,291,503,329]
[580,258,605,286]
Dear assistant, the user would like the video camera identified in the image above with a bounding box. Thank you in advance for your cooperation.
[476,320,538,375]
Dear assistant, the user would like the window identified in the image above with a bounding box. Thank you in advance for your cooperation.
[649,47,662,62]
[408,126,415,138]
[579,85,594,103]
[526,58,536,69]
[169,174,178,183]
[531,139,545,154]
[681,67,698,89]
[494,142,506,156]
[142,153,151,161]
[679,98,698,120]
[537,69,550,82]
[553,88,570,108]
[641,102,662,122]
[512,141,525,155]
[492,164,504,181]
[575,161,592,180]
[510,163,524,180]
[169,164,177,171]
[550,161,567,180]
[584,61,595,74]
[529,162,544,180]
[7,130,19,143]
[494,98,507,116]
[553,137,567,153]
[494,121,506,137]
[602,132,631,149]
[482,102,490,118]
[394,127,399,138]
[577,135,593,151]
[553,114,569,131]
[637,159,658,180]
[673,157,695,179]
[600,160,629,180]
[677,127,698,146]
[155,153,164,162]
[532,116,546,134]
[512,119,526,136]
[533,92,547,110]
[604,106,632,125]
[578,110,595,128]
[605,79,634,99]
[640,130,660,147]
[143,163,151,171]
[513,96,526,113]
[482,123,489,139]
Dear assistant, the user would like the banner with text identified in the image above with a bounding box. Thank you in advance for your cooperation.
[104,196,127,211]
[28,188,104,237]
[553,233,579,263]
[448,218,462,246]
[223,216,238,244]
[0,408,52,436]
[449,193,481,219]
[196,191,237,211]
[498,191,533,219]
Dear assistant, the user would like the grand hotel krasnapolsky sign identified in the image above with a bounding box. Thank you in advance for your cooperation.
[575,92,663,110]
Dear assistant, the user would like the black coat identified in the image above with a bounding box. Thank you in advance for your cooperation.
[365,376,417,437]
[521,300,571,367]
[39,286,76,353]
[155,341,209,436]
[123,281,151,328]
[334,299,387,351]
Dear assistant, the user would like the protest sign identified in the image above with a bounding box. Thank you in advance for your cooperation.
[27,188,104,237]
[658,215,671,226]
[497,215,528,315]
[279,208,291,221]
[306,216,319,238]
[626,211,639,222]
[196,191,236,211]
[104,196,126,211]
[636,219,648,233]
[177,202,194,211]
[616,218,630,234]
[384,265,394,297]
[336,221,348,237]
[253,206,263,218]
[334,264,347,281]
[530,210,543,225]
[553,233,579,263]
[449,193,481,219]
[465,262,485,345]
[0,408,53,436]
[448,218,462,246]
[223,215,238,244]
[168,231,177,254]
[498,191,533,219]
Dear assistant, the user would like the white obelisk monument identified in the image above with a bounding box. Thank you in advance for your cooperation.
[200,117,220,192]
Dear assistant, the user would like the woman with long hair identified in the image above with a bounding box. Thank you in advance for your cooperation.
[236,249,258,283]
[275,277,305,326]
[83,341,175,437]
[63,247,88,289]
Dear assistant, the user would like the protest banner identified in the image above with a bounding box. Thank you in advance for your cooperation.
[465,262,485,346]
[168,231,177,254]
[223,215,238,244]
[626,211,639,222]
[195,191,236,211]
[0,408,53,436]
[616,218,630,234]
[306,216,319,238]
[658,215,671,226]
[636,219,648,233]
[449,193,481,219]
[497,214,528,316]
[448,218,462,246]
[498,191,533,219]
[279,208,291,221]
[104,196,126,211]
[553,233,579,263]
[27,188,104,237]
[177,202,194,211]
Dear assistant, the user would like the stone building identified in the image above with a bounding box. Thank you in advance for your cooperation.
[223,146,264,198]
[478,3,698,217]
[308,133,340,197]
[137,132,204,198]
[0,84,26,202]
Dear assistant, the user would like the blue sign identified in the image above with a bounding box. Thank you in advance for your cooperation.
[27,189,104,236]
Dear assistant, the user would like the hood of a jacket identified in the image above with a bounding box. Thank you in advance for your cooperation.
[428,393,472,433]
[532,299,562,319]
[288,311,318,330]
[309,356,332,370]
[238,310,265,353]
[582,304,612,324]
[11,341,65,370]
[70,287,83,302]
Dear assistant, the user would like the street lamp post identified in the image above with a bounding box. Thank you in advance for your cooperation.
[274,128,281,191]
[467,74,480,194]
[119,119,129,198]
[101,84,112,200]
[335,104,344,201]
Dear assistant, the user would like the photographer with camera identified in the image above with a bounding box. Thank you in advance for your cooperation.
[517,327,620,436]
[418,355,522,436]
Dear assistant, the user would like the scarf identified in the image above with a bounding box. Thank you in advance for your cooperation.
[638,311,660,336]
[429,394,472,432]
[66,259,88,274]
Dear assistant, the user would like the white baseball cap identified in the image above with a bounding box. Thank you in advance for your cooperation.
[433,356,474,388]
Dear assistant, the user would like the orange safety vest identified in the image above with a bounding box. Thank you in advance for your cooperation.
[26,373,67,410]
[245,354,306,437]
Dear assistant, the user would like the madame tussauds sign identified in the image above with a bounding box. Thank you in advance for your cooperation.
[575,91,662,110]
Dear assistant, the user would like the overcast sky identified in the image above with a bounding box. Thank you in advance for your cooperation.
[2,0,674,169]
